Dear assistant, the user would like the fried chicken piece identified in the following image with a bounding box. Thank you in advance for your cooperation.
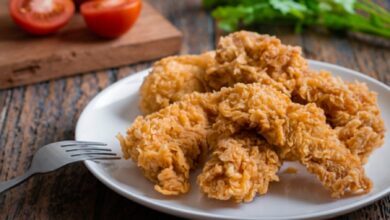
[205,31,307,92]
[194,83,372,197]
[206,31,385,163]
[295,71,385,162]
[118,100,209,195]
[198,130,280,203]
[139,52,215,114]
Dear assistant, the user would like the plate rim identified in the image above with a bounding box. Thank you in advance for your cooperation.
[75,60,390,220]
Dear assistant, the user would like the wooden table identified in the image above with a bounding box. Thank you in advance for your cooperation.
[0,0,389,219]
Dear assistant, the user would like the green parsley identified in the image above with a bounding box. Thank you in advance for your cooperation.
[203,0,390,38]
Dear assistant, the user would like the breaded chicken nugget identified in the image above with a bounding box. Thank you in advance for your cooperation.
[118,100,209,195]
[295,71,385,162]
[198,131,280,203]
[140,52,215,114]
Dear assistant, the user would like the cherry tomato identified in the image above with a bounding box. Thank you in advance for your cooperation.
[80,0,142,38]
[9,0,75,35]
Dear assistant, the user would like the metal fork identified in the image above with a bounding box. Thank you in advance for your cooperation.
[0,141,120,194]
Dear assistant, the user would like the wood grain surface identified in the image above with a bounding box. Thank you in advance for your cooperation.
[0,2,182,89]
[0,0,389,219]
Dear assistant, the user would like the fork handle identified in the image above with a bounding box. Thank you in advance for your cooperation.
[0,170,34,194]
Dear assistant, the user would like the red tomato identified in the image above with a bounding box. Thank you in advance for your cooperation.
[80,0,142,38]
[9,0,75,35]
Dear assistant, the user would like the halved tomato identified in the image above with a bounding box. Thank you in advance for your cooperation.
[80,0,142,38]
[9,0,75,35]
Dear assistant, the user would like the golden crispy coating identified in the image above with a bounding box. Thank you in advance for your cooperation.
[192,83,371,197]
[206,63,290,95]
[121,31,384,201]
[118,100,209,195]
[139,52,215,114]
[206,31,307,92]
[198,131,280,203]
[121,82,372,198]
[295,72,385,162]
[207,31,385,163]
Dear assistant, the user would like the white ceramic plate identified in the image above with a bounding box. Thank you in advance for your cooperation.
[75,60,390,220]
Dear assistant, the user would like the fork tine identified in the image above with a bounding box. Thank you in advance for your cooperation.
[79,156,121,161]
[70,152,117,157]
[65,148,112,152]
[90,157,121,161]
[60,141,107,147]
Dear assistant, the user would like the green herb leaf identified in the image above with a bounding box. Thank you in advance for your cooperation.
[203,0,390,38]
[270,0,307,14]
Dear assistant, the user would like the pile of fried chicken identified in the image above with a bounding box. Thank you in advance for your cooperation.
[118,31,385,203]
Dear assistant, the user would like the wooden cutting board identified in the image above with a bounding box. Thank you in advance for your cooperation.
[0,2,182,89]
